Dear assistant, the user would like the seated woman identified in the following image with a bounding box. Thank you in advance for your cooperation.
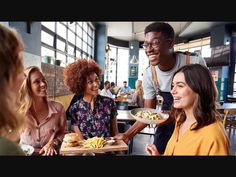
[64,59,119,140]
[18,66,67,156]
[146,64,229,155]
[130,80,144,108]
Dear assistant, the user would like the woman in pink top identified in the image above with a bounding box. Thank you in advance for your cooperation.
[18,66,67,156]
[146,64,229,155]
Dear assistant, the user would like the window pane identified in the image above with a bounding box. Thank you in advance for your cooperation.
[83,41,87,52]
[56,52,66,60]
[41,22,55,32]
[202,45,211,58]
[56,52,66,67]
[76,36,82,48]
[234,83,236,91]
[76,25,82,37]
[83,22,88,31]
[138,49,149,80]
[83,31,87,43]
[67,56,75,64]
[117,48,129,87]
[82,53,87,59]
[41,31,54,46]
[68,30,75,44]
[78,22,83,27]
[88,36,91,46]
[76,50,81,58]
[189,47,201,53]
[68,45,74,56]
[57,22,67,39]
[68,22,76,32]
[61,22,67,25]
[41,46,54,58]
[56,39,66,51]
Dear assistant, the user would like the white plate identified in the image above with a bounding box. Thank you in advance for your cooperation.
[106,139,116,145]
[19,144,34,156]
[130,108,169,124]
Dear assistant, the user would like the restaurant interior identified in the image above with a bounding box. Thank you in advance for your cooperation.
[1,21,236,156]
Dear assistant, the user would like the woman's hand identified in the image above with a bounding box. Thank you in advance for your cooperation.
[145,144,160,156]
[39,142,57,156]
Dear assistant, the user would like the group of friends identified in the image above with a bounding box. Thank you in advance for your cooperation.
[0,22,230,156]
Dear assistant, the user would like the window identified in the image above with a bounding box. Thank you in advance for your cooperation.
[41,21,95,66]
[68,45,74,55]
[41,31,54,46]
[41,22,55,32]
[41,46,54,58]
[68,30,75,44]
[56,39,66,51]
[117,48,129,87]
[57,22,66,39]
[138,49,149,80]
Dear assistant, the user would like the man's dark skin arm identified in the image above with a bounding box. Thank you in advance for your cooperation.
[114,99,156,143]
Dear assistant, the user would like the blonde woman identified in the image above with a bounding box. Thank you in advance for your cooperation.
[130,80,144,108]
[0,24,25,155]
[18,66,67,156]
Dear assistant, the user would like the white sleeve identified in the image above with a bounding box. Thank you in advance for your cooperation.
[142,68,156,100]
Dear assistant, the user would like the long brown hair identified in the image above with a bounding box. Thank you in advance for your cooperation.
[0,24,25,140]
[172,64,221,130]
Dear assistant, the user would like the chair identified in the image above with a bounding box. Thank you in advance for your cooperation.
[222,109,236,138]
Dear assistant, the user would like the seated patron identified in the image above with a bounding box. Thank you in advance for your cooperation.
[19,66,67,156]
[64,59,119,140]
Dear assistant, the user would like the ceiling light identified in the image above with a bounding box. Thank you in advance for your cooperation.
[130,55,139,64]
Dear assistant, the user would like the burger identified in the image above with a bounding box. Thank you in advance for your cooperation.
[63,133,82,147]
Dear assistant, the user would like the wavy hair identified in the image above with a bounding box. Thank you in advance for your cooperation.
[0,24,24,140]
[64,59,102,95]
[18,66,47,116]
[172,64,221,130]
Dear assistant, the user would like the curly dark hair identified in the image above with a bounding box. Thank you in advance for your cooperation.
[64,59,102,95]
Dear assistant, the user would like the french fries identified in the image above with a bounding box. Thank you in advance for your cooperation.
[81,137,106,149]
[135,111,161,120]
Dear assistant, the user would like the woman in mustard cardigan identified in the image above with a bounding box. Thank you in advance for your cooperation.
[146,64,229,155]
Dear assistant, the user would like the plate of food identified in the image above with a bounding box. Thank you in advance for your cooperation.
[19,144,34,156]
[130,108,169,124]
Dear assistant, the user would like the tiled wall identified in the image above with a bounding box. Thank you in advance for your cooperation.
[41,63,71,97]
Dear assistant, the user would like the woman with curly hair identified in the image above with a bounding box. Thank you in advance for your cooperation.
[64,59,119,140]
[18,66,67,156]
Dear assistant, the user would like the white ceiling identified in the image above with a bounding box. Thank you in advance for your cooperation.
[103,21,234,42]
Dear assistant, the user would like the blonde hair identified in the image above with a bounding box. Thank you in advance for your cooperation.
[135,80,144,96]
[18,66,47,116]
[0,23,25,140]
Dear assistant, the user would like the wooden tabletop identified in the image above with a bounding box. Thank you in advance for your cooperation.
[60,140,128,155]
